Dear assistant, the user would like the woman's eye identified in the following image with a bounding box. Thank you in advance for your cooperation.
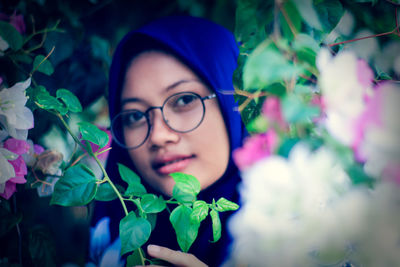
[122,111,145,127]
[175,94,197,107]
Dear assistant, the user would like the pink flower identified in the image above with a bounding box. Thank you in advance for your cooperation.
[34,144,45,155]
[0,11,25,34]
[262,97,288,130]
[0,138,29,199]
[356,59,374,89]
[9,12,25,34]
[0,176,26,200]
[233,130,279,170]
[4,138,30,155]
[352,82,400,178]
[310,94,326,123]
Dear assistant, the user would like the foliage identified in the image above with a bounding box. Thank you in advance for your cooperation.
[227,0,400,266]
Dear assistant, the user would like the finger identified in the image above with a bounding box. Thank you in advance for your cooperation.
[146,244,208,267]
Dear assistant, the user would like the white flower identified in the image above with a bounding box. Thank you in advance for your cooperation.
[226,142,400,267]
[0,36,9,53]
[317,49,373,145]
[227,143,352,266]
[0,78,33,138]
[356,82,400,178]
[0,147,18,190]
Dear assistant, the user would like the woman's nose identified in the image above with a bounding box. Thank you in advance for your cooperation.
[147,110,180,148]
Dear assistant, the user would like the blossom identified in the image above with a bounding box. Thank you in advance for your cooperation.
[0,138,29,199]
[35,150,63,175]
[316,49,374,145]
[0,176,26,200]
[353,82,400,178]
[233,129,278,170]
[0,11,26,34]
[261,96,288,130]
[0,36,9,52]
[0,147,17,187]
[0,78,33,138]
[226,143,400,267]
[22,139,45,167]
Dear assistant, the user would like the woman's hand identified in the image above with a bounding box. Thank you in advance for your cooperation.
[137,244,208,267]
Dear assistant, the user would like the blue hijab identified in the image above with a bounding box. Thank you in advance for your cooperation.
[92,16,247,266]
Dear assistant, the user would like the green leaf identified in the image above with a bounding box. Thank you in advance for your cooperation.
[95,182,118,201]
[281,94,320,123]
[215,198,239,212]
[56,89,82,113]
[0,202,22,238]
[90,35,111,65]
[120,212,151,255]
[118,163,147,196]
[314,0,344,34]
[170,172,201,197]
[78,122,109,148]
[35,89,67,115]
[293,34,320,71]
[210,209,221,243]
[280,0,302,41]
[126,249,145,266]
[33,55,54,75]
[170,205,200,252]
[28,225,57,267]
[190,200,209,224]
[118,163,141,184]
[0,21,23,50]
[292,0,323,30]
[346,164,375,188]
[141,194,166,213]
[246,115,268,134]
[50,164,97,206]
[243,41,302,90]
[125,182,147,197]
[172,186,197,204]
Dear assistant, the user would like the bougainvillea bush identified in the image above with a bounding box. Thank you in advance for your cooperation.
[1,0,399,266]
[226,0,400,266]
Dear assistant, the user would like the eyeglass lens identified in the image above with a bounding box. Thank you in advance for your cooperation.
[111,92,209,149]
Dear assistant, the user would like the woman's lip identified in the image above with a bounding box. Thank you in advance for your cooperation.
[153,155,195,175]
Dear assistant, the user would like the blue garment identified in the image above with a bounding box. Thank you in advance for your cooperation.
[92,16,247,266]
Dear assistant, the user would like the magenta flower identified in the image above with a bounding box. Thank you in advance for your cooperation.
[233,130,279,170]
[0,138,29,199]
[352,82,400,178]
[4,138,30,155]
[262,96,288,130]
[0,176,26,200]
[0,11,26,34]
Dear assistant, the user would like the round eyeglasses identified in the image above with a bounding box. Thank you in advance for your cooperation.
[111,92,216,149]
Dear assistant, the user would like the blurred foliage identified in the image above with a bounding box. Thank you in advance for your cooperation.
[234,0,400,127]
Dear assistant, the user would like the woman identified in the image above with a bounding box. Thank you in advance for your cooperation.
[92,15,247,266]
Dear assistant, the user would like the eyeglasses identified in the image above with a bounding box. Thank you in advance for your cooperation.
[111,91,216,149]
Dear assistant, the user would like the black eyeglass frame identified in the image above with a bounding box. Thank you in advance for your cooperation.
[111,91,217,149]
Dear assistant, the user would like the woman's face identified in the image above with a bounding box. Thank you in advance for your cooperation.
[120,51,230,196]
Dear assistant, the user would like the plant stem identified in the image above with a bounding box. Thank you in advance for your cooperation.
[93,152,129,216]
[138,248,145,265]
[56,113,129,215]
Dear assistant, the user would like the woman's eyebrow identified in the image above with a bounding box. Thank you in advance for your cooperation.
[121,79,201,107]
[165,79,198,92]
